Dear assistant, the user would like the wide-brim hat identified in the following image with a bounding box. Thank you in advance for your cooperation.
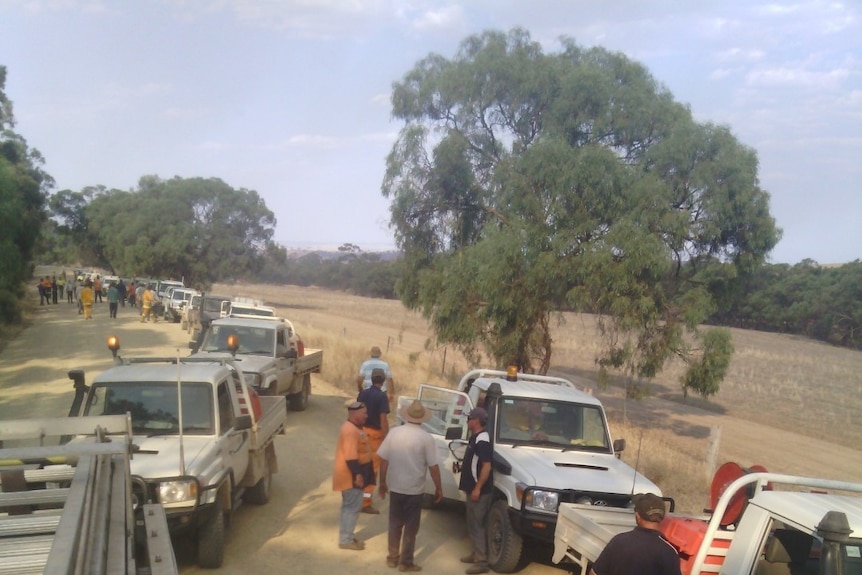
[400,399,431,424]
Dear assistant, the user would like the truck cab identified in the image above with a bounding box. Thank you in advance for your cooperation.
[70,349,286,568]
[190,316,323,411]
[399,368,661,572]
[554,469,862,575]
[164,287,198,322]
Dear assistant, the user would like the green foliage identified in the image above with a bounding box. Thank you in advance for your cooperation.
[257,248,399,300]
[680,329,734,399]
[711,259,862,350]
[0,66,52,322]
[46,176,276,287]
[383,28,780,395]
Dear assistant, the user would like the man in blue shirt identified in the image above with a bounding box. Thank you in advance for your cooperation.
[357,368,390,514]
[590,493,681,575]
[459,407,493,574]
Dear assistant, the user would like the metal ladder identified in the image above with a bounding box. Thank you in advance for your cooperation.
[0,415,177,575]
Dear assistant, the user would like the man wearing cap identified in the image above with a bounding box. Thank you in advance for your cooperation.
[332,401,375,551]
[357,346,395,403]
[357,368,390,514]
[459,407,493,574]
[590,492,681,575]
[377,400,443,572]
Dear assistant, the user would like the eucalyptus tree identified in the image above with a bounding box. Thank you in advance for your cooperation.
[383,29,780,398]
[0,66,53,322]
[52,176,276,288]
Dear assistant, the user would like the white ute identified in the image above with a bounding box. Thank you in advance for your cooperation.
[191,316,324,411]
[553,463,862,575]
[398,367,660,572]
[68,337,286,568]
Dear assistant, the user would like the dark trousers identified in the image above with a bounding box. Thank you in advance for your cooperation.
[387,492,423,567]
[109,302,118,318]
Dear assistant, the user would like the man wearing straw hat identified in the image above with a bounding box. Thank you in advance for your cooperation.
[377,400,442,572]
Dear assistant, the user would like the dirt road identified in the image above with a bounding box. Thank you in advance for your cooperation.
[0,297,568,574]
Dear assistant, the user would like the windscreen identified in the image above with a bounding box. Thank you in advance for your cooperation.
[86,381,214,435]
[496,397,610,451]
[201,324,275,356]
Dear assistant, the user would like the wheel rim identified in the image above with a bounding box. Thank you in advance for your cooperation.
[488,510,502,560]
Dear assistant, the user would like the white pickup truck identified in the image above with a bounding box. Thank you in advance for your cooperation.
[398,367,661,572]
[190,316,324,411]
[68,339,286,568]
[553,465,862,575]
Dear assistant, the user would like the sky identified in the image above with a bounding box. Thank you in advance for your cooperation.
[1,1,859,265]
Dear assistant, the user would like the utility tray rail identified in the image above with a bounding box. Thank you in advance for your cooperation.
[554,472,862,575]
[0,415,177,575]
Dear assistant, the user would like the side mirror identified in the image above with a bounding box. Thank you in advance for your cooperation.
[286,349,298,360]
[235,414,252,431]
[613,438,626,457]
[445,426,463,440]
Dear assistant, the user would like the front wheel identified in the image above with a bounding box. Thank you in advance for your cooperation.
[196,497,225,568]
[288,374,311,411]
[487,500,524,573]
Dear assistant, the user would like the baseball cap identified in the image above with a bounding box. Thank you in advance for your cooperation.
[371,368,386,383]
[467,407,488,424]
[346,401,365,411]
[633,493,666,522]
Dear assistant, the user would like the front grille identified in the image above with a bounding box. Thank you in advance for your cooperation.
[558,491,631,508]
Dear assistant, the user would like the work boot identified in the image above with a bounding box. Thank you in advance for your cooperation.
[460,554,476,564]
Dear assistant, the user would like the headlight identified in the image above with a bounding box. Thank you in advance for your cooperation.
[158,479,198,507]
[524,489,559,513]
[244,373,262,388]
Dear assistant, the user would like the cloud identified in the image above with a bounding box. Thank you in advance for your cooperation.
[405,3,464,31]
[746,62,850,89]
[715,47,765,63]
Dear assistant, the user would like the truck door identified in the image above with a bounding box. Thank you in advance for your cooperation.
[398,385,473,501]
[274,326,291,393]
[216,378,250,485]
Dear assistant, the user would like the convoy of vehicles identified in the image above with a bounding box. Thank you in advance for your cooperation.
[191,316,323,411]
[398,367,661,572]
[66,338,287,568]
[6,277,859,573]
[188,293,233,343]
[163,287,199,322]
[553,464,862,575]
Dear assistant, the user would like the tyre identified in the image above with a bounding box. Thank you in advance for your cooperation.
[288,374,311,411]
[243,447,273,505]
[196,497,225,568]
[487,500,524,573]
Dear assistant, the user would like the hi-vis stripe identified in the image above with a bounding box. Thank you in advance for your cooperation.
[0,456,69,466]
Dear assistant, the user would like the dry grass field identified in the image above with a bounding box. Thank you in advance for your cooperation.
[209,281,862,515]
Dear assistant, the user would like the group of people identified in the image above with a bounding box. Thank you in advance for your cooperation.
[37,272,158,323]
[333,346,493,574]
[334,347,678,575]
[36,274,69,305]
